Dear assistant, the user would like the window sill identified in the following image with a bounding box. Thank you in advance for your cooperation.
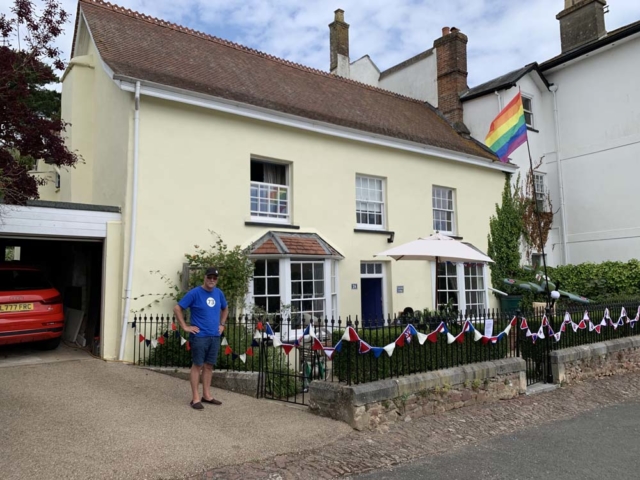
[245,221,300,230]
[526,126,539,133]
[354,228,394,235]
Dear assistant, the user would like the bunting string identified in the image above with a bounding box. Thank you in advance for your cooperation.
[131,305,640,361]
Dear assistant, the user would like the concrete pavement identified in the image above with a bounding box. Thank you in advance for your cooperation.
[0,346,351,480]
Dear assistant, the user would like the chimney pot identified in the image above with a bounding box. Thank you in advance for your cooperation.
[556,0,607,53]
[434,27,468,126]
[329,9,350,75]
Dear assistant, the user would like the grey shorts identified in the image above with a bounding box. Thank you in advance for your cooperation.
[189,335,220,366]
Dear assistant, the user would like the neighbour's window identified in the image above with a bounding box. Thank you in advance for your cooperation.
[522,95,534,128]
[533,173,546,212]
[252,259,281,314]
[250,159,290,223]
[531,253,546,269]
[432,186,456,235]
[356,175,385,229]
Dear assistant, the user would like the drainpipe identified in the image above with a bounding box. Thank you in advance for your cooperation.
[550,84,569,265]
[118,81,141,360]
[494,90,502,110]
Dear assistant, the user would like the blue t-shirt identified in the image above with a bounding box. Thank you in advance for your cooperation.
[178,286,228,337]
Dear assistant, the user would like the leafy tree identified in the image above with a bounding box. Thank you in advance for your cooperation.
[487,175,525,292]
[183,231,255,316]
[0,0,79,204]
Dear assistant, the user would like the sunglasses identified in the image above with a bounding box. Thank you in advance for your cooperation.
[205,275,219,280]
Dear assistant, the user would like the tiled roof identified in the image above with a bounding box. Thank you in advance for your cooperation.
[77,0,498,162]
[249,232,343,258]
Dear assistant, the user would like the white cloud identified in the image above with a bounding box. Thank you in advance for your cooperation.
[1,0,639,87]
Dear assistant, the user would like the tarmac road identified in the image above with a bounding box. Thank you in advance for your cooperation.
[355,400,640,480]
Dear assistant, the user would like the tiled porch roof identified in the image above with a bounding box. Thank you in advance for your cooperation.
[250,232,343,258]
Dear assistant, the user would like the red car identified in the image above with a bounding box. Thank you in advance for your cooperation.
[0,265,64,349]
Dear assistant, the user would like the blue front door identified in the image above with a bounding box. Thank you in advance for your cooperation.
[361,278,383,327]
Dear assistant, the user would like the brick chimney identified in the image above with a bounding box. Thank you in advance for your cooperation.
[434,26,469,130]
[557,0,607,53]
[329,9,350,77]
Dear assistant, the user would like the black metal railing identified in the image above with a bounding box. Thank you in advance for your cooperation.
[516,300,640,385]
[130,300,640,390]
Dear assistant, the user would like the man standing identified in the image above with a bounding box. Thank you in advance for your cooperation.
[174,267,228,410]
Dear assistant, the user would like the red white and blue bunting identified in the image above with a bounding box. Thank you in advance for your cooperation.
[255,317,519,360]
[132,306,640,361]
[520,306,640,343]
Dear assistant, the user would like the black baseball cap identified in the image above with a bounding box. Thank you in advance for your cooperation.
[205,267,219,277]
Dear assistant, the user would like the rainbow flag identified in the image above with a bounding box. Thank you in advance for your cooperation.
[485,92,528,163]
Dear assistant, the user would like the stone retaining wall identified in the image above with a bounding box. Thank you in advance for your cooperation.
[150,368,259,397]
[550,336,640,384]
[308,358,526,430]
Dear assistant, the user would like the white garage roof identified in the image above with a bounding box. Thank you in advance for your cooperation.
[0,201,121,239]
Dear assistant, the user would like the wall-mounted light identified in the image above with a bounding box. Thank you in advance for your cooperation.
[387,232,395,243]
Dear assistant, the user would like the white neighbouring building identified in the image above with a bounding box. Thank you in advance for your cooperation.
[331,0,640,266]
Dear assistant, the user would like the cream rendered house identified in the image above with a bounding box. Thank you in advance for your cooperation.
[47,0,515,361]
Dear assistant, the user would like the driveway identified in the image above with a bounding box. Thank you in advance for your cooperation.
[0,345,351,480]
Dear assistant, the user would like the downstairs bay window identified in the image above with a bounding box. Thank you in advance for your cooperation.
[248,258,340,325]
[434,262,488,315]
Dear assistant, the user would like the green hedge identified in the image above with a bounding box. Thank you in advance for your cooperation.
[548,259,640,303]
[331,324,510,384]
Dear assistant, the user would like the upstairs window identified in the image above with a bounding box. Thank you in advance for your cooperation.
[533,173,547,212]
[522,95,534,128]
[356,175,385,229]
[250,160,289,223]
[432,186,456,235]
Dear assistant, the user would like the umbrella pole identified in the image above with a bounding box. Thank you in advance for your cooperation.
[434,256,439,312]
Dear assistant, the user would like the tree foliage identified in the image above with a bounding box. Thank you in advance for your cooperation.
[183,232,255,315]
[0,0,78,204]
[519,159,553,263]
[487,175,524,291]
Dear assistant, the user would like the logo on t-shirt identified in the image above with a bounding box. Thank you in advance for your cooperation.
[207,297,216,307]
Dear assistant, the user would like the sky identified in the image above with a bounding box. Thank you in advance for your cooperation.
[1,0,640,87]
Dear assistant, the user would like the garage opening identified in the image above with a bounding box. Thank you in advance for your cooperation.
[0,236,104,355]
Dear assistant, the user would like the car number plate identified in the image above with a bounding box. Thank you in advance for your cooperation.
[0,303,34,312]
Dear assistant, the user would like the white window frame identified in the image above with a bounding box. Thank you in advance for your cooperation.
[533,172,547,212]
[356,174,386,230]
[522,95,534,128]
[290,260,326,322]
[430,262,489,315]
[360,261,388,320]
[432,186,456,235]
[463,263,487,315]
[251,259,282,315]
[250,158,291,224]
[248,258,339,322]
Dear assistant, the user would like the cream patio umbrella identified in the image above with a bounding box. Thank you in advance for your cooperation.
[375,233,494,311]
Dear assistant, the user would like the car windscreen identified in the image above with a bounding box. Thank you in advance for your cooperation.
[0,270,52,291]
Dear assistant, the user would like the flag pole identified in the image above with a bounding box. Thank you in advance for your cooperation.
[522,110,552,310]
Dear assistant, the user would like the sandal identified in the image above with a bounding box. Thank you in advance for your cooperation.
[201,397,222,405]
[190,401,204,410]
